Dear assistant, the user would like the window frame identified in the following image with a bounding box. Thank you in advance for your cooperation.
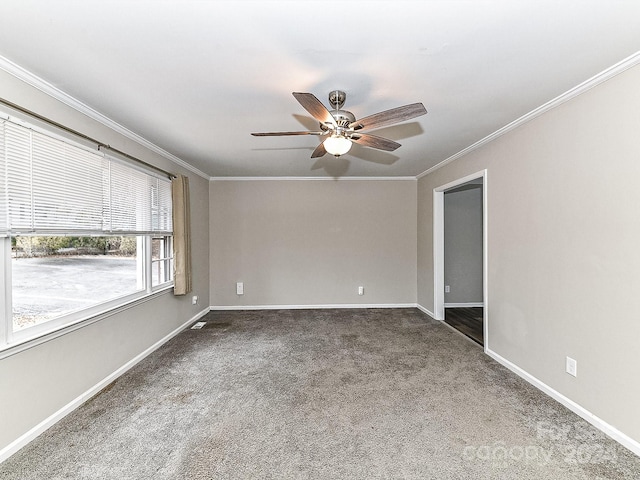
[1,234,174,352]
[150,235,174,288]
[0,113,175,356]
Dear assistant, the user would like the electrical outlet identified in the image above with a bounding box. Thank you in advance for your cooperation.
[358,286,364,296]
[445,285,450,293]
[566,357,577,377]
[191,295,198,305]
[236,282,244,295]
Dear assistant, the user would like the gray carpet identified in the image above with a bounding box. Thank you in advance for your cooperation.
[1,308,639,479]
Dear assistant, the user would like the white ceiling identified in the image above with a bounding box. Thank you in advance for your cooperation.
[0,0,639,178]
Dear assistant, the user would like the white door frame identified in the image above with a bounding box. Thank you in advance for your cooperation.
[433,169,488,349]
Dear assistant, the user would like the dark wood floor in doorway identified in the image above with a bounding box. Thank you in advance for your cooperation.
[445,307,483,346]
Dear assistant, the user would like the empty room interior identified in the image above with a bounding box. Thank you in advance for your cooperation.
[1,1,640,478]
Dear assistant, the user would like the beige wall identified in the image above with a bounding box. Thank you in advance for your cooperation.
[210,179,417,307]
[0,70,210,454]
[418,64,640,444]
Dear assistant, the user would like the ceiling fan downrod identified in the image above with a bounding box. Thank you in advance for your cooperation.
[328,90,346,110]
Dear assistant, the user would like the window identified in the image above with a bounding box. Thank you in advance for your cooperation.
[0,118,173,350]
[11,235,143,333]
[151,235,174,287]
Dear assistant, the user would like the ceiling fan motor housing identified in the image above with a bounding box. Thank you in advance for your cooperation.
[320,110,356,131]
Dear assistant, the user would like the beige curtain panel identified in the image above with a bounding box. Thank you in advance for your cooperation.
[172,174,192,295]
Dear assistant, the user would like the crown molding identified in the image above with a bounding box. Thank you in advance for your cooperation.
[210,176,417,182]
[417,50,640,179]
[5,48,638,183]
[0,55,209,180]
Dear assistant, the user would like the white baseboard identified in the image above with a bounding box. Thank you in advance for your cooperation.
[209,303,417,311]
[416,304,436,319]
[0,307,209,463]
[486,348,640,458]
[444,302,484,308]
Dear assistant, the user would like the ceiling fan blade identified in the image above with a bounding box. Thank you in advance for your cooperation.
[251,131,324,136]
[349,103,427,131]
[292,92,338,128]
[350,133,401,151]
[311,142,327,158]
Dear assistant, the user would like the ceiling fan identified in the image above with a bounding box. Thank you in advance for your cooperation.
[251,91,427,157]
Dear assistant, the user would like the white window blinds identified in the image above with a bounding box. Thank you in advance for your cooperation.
[0,122,6,234]
[0,120,172,236]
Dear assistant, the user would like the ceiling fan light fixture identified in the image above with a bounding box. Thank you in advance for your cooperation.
[323,134,352,156]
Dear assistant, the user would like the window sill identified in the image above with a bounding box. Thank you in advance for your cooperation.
[0,284,175,360]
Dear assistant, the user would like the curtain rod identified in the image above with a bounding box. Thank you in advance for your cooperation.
[0,96,176,180]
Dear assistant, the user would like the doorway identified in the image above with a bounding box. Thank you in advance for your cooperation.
[444,307,484,345]
[433,171,487,348]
